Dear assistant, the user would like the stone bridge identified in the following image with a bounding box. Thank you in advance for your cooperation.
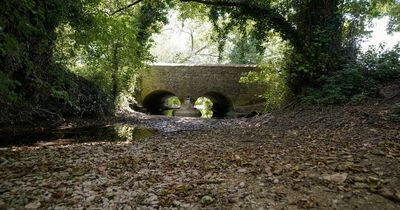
[137,64,267,117]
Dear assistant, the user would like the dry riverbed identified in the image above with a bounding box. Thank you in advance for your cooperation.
[1,101,400,209]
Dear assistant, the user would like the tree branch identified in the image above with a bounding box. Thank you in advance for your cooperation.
[111,0,143,16]
[180,0,245,7]
[180,0,300,46]
[179,44,210,63]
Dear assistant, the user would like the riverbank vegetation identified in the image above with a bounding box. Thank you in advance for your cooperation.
[1,0,399,124]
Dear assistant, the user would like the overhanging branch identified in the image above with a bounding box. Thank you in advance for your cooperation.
[180,0,246,7]
[179,0,300,46]
[111,0,143,16]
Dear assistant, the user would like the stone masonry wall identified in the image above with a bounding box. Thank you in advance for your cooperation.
[138,64,267,112]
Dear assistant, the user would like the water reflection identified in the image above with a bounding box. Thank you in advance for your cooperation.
[0,124,155,147]
[114,124,154,142]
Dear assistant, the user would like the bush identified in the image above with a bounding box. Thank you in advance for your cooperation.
[48,65,113,117]
[240,58,291,111]
[302,44,400,105]
[0,65,113,124]
[239,35,292,111]
[361,44,400,83]
[302,66,366,104]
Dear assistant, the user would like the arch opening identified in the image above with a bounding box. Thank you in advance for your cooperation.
[142,90,181,116]
[195,92,235,118]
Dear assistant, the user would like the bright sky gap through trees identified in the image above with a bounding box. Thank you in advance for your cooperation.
[151,14,400,64]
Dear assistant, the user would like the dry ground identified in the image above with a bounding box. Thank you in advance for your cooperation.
[0,101,399,209]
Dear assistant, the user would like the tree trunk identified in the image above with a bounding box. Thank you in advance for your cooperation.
[112,43,120,99]
[289,0,345,92]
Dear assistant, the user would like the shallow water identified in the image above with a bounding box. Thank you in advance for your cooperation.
[0,124,155,147]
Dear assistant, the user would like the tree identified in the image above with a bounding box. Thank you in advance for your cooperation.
[176,0,343,91]
[55,0,173,104]
[150,11,219,64]
[0,0,105,107]
[176,0,399,92]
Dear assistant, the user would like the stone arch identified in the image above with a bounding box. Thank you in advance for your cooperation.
[142,90,179,115]
[199,92,234,118]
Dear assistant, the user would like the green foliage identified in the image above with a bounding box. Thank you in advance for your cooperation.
[240,36,291,111]
[302,44,400,105]
[195,97,213,118]
[165,96,181,108]
[181,0,398,93]
[388,3,400,32]
[0,72,20,103]
[302,67,366,104]
[1,0,398,123]
[0,0,113,123]
[49,65,112,116]
[54,0,173,111]
[177,2,209,20]
[360,44,400,82]
[228,24,263,64]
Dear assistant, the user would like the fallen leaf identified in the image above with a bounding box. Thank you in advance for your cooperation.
[322,173,348,184]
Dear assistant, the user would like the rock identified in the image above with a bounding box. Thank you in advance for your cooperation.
[25,201,41,209]
[200,195,214,205]
[273,178,280,184]
[322,173,348,184]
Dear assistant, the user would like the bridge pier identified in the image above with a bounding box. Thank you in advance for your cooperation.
[174,97,201,117]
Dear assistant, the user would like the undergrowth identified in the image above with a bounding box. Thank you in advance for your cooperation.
[302,44,400,105]
[0,65,113,125]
